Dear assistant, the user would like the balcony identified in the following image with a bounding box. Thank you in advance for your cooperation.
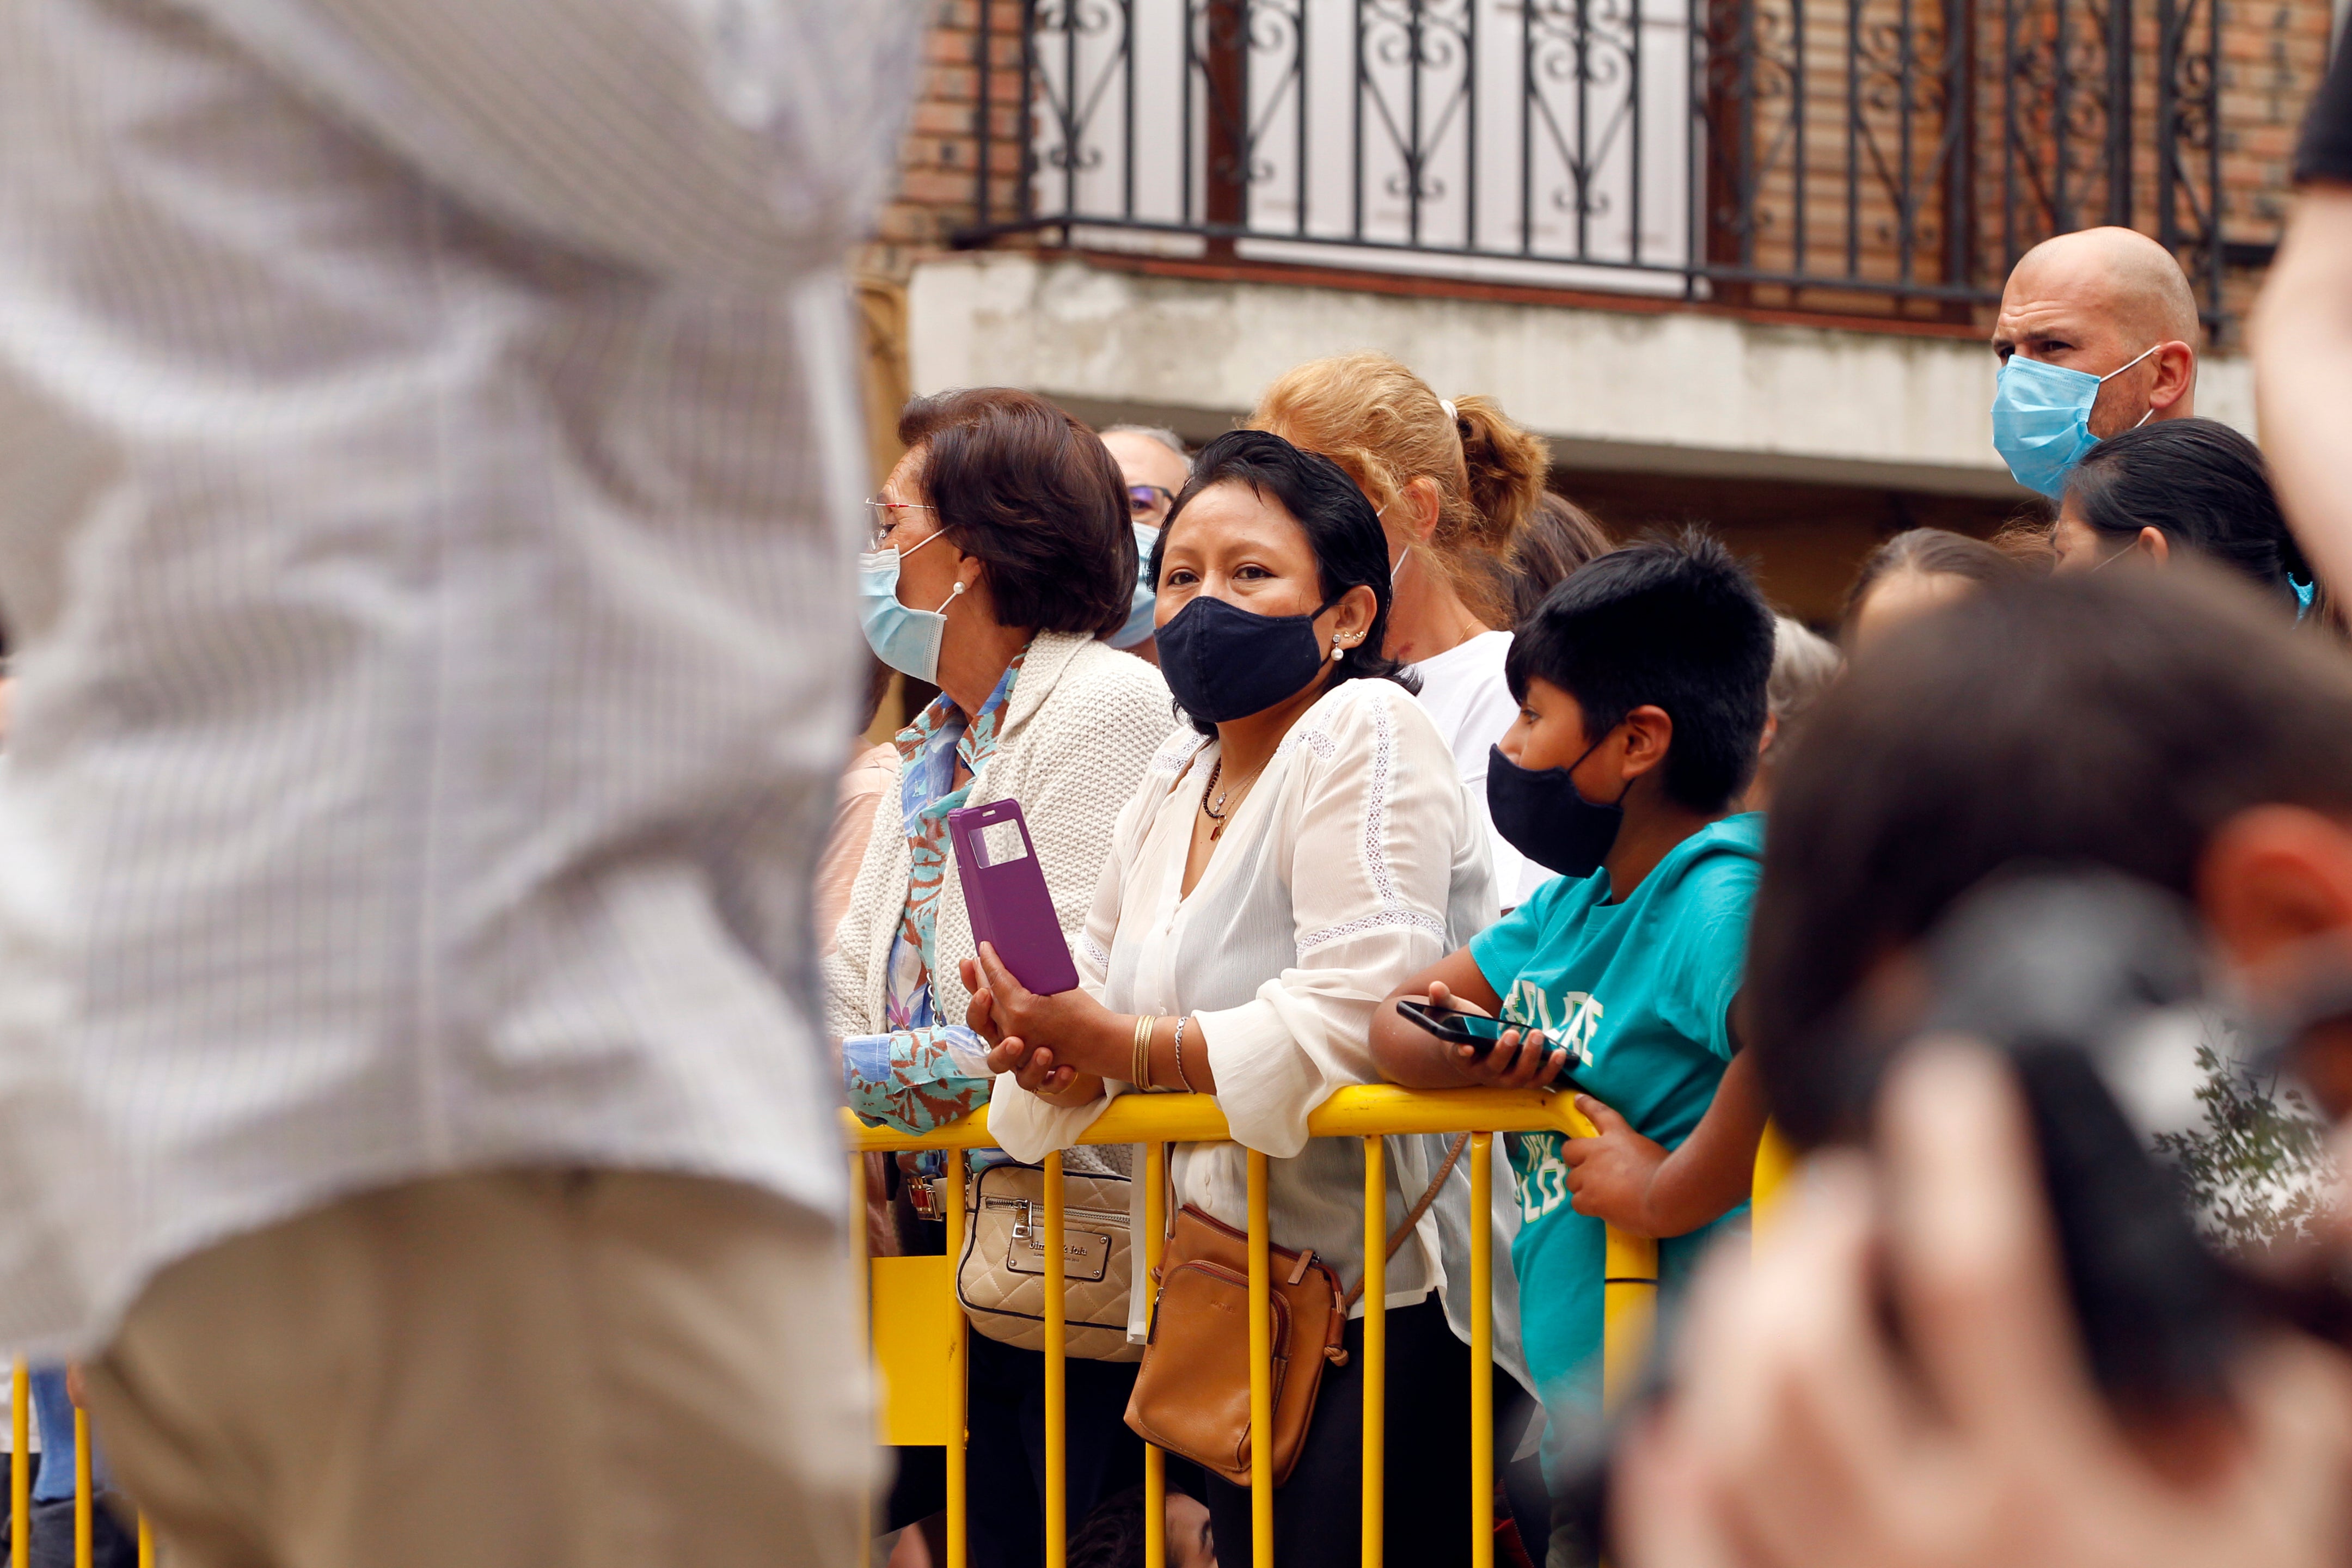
[950,0,2251,329]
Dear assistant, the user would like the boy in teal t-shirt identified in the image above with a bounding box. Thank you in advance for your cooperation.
[1467,812,1760,1416]
[1370,532,1777,1470]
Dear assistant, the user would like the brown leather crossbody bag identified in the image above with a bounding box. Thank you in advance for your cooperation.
[1123,1132,1472,1487]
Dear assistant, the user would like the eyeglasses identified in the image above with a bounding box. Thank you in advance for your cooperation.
[1128,485,1175,516]
[865,496,938,547]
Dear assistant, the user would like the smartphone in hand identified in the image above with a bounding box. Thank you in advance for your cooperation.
[1394,997,1508,1050]
[1394,998,1580,1090]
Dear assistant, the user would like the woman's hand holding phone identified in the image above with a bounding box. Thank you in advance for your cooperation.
[965,945,1109,1108]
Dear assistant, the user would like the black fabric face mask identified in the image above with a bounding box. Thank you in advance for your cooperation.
[1485,741,1628,878]
[1156,592,1338,724]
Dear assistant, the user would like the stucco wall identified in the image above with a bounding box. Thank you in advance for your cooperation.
[908,253,2256,499]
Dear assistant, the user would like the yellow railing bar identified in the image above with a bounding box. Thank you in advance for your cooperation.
[137,1512,152,1568]
[1246,1149,1273,1567]
[74,1404,90,1568]
[850,1087,1663,1568]
[945,1149,969,1568]
[1468,1133,1494,1568]
[11,1358,25,1568]
[1043,1151,1069,1568]
[849,1154,872,1568]
[1751,1122,1796,1236]
[1600,1228,1660,1413]
[1143,1143,1167,1568]
[1360,1136,1384,1568]
[843,1085,1590,1153]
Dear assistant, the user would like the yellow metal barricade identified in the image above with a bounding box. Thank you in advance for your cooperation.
[11,1358,25,1568]
[4,1361,148,1568]
[848,1084,1661,1568]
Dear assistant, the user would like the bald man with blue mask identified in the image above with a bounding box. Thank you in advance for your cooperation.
[1989,226,2202,497]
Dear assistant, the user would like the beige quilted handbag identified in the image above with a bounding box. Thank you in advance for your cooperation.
[956,1162,1142,1362]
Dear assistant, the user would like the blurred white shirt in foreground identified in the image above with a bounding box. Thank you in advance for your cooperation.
[0,0,919,1353]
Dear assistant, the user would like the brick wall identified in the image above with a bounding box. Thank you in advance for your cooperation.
[1723,0,2329,338]
[865,0,1033,277]
[862,0,2330,340]
[2217,0,2336,324]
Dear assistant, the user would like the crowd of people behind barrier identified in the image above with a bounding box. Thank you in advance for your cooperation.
[5,6,2352,1568]
[826,89,2352,1560]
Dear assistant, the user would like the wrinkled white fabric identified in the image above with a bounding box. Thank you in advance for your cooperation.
[989,678,1529,1381]
[0,0,921,1352]
[1409,629,1551,908]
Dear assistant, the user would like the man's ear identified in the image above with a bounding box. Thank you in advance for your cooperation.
[2148,340,2196,415]
[1616,703,1675,781]
[2199,805,2352,973]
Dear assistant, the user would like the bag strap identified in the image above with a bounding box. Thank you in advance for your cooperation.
[1341,1131,1472,1310]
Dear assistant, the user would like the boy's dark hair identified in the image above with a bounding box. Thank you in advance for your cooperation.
[2064,417,2311,609]
[898,388,1136,639]
[1750,564,2352,1144]
[1068,1485,1149,1568]
[1156,428,1419,737]
[1503,529,1774,813]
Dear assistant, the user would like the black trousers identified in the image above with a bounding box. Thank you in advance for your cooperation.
[1203,1298,1486,1568]
[963,1332,1149,1568]
[0,1493,140,1568]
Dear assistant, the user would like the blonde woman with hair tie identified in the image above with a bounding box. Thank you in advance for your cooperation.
[1251,352,1555,907]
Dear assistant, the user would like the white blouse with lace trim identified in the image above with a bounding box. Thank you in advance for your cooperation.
[988,677,1528,1377]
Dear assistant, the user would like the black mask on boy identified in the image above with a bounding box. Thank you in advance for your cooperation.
[1485,740,1630,879]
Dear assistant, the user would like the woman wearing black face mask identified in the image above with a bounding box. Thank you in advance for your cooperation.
[959,431,1521,1568]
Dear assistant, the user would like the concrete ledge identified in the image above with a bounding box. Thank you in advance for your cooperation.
[908,253,2253,500]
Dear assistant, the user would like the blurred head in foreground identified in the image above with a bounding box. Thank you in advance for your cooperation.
[1750,563,2352,1139]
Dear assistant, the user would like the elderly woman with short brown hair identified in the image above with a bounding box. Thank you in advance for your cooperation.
[826,387,1176,1568]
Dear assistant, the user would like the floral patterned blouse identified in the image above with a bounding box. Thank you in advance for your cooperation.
[842,652,1025,1134]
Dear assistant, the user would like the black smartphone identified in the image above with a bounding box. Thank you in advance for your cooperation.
[1394,996,1508,1048]
[1396,1001,1583,1096]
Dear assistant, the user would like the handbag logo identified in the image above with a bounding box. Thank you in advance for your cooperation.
[1006,1212,1114,1284]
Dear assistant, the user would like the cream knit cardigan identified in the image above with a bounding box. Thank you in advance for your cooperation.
[824,630,1179,1045]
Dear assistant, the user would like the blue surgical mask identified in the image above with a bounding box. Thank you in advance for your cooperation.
[1107,522,1160,649]
[857,529,963,682]
[1990,344,2160,498]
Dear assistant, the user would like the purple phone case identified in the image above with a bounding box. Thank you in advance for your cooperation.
[948,800,1081,996]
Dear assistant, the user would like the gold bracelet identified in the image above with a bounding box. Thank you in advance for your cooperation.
[1131,1014,1159,1091]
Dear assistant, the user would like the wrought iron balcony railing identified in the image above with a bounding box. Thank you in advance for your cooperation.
[956,0,2230,323]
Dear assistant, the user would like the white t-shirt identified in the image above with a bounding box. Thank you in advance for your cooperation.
[1408,629,1547,908]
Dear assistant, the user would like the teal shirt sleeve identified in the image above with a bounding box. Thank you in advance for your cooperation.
[1650,857,1759,1062]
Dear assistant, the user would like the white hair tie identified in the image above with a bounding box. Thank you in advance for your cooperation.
[1440,398,1458,422]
